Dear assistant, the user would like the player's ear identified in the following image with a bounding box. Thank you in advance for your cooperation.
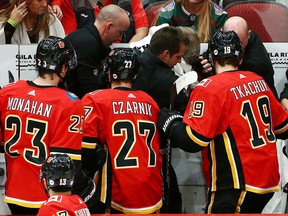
[41,178,47,190]
[108,71,112,82]
[60,64,68,77]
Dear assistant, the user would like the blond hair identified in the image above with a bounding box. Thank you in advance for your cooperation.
[153,0,212,42]
[0,0,54,40]
[177,26,200,64]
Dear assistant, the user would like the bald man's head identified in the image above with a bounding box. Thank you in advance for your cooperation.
[97,4,130,24]
[223,16,251,48]
[95,4,130,46]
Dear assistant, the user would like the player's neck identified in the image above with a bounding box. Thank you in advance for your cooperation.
[215,64,238,74]
[33,74,61,87]
[111,80,132,89]
[49,190,72,196]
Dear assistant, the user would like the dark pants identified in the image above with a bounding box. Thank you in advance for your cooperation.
[8,203,39,215]
[160,154,182,213]
[206,189,274,213]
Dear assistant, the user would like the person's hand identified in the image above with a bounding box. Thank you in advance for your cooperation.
[157,107,183,139]
[281,98,288,112]
[52,5,63,20]
[9,1,28,24]
[199,56,212,74]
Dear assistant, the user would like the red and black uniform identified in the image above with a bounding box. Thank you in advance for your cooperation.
[169,71,288,213]
[82,87,163,214]
[0,80,84,211]
[37,194,90,216]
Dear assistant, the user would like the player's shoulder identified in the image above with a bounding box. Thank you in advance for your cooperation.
[64,91,81,101]
[195,72,236,92]
[234,70,266,83]
[82,89,108,101]
[50,89,84,112]
[1,80,25,91]
[52,87,81,102]
[133,90,160,109]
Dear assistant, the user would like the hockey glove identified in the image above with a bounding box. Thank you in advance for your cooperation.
[157,107,183,139]
[94,143,107,170]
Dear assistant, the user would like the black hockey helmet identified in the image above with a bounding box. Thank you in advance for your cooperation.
[40,154,75,192]
[36,36,77,77]
[209,30,243,59]
[102,48,140,81]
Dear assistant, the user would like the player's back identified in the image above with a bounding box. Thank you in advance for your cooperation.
[185,70,287,193]
[82,88,163,213]
[37,194,90,216]
[0,80,84,207]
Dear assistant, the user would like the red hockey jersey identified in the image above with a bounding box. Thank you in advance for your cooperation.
[183,71,288,194]
[0,80,84,208]
[37,194,90,216]
[82,88,163,213]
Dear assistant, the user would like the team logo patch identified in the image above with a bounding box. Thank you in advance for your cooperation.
[66,92,79,100]
[49,65,56,70]
[58,41,65,48]
[161,0,175,12]
[47,156,53,163]
[198,78,212,87]
[112,74,118,79]
[49,180,55,186]
[214,4,224,16]
[189,14,196,22]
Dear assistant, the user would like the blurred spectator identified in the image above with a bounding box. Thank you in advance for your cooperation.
[95,0,149,42]
[51,0,95,35]
[155,0,227,42]
[0,0,64,44]
[65,4,130,98]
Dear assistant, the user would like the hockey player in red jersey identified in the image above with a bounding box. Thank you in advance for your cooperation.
[81,48,163,214]
[157,30,288,213]
[0,36,96,214]
[38,154,90,216]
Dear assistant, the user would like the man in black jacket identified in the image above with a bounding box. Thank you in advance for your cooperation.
[133,26,190,213]
[133,26,190,113]
[65,5,130,98]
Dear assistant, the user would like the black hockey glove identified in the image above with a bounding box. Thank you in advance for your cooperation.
[82,141,107,178]
[94,143,107,170]
[157,107,183,139]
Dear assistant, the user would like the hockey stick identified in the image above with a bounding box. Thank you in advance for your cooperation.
[163,71,198,211]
